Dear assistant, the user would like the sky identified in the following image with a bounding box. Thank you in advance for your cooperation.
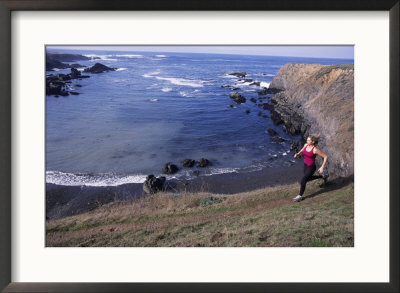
[47,45,354,60]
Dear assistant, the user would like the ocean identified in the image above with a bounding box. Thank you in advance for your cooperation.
[45,48,353,187]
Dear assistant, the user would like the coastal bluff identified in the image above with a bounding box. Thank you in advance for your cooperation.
[269,63,354,178]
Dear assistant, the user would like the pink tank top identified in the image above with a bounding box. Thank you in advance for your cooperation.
[303,146,316,166]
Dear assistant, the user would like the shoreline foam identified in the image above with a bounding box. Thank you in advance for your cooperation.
[46,160,304,220]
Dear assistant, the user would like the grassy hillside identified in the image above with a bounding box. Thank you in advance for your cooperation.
[46,178,354,247]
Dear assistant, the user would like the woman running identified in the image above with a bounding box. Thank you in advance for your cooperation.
[292,134,329,202]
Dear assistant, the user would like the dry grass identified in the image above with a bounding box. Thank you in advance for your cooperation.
[46,179,354,247]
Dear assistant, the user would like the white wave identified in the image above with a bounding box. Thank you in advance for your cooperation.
[202,167,240,176]
[114,54,143,58]
[260,82,270,88]
[154,76,205,88]
[51,68,60,71]
[149,98,159,102]
[116,68,128,71]
[220,74,239,79]
[83,54,118,61]
[142,71,161,78]
[161,87,172,92]
[237,146,247,152]
[179,89,204,98]
[46,171,147,186]
[138,70,205,87]
[155,55,167,58]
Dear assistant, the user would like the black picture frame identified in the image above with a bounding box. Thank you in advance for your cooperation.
[0,1,399,292]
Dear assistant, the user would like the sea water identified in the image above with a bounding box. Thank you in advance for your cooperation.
[45,48,353,186]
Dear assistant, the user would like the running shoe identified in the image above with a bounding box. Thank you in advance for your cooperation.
[322,173,329,185]
[292,195,303,202]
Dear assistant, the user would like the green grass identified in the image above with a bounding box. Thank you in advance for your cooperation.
[46,179,354,247]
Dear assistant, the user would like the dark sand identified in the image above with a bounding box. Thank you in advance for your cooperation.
[46,159,305,220]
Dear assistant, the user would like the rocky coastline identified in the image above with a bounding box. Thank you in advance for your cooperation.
[46,52,116,97]
[45,57,354,219]
[265,63,354,178]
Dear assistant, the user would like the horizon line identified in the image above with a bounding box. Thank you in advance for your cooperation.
[46,46,354,61]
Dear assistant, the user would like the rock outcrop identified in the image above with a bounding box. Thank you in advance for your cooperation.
[83,63,116,73]
[46,52,90,71]
[162,163,179,174]
[268,63,354,178]
[46,68,90,96]
[229,72,246,78]
[229,92,246,104]
[143,175,166,194]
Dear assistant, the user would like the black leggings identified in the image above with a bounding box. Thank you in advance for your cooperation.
[299,163,323,196]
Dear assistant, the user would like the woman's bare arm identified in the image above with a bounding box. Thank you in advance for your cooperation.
[314,147,328,171]
[294,144,307,157]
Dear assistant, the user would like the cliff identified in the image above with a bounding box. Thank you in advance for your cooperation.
[269,63,354,178]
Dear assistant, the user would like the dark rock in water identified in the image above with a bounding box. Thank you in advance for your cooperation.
[250,81,260,86]
[197,158,211,167]
[258,111,262,116]
[221,84,241,91]
[258,88,268,95]
[69,91,80,95]
[267,128,278,136]
[57,73,71,81]
[229,92,246,104]
[83,63,116,73]
[46,52,92,71]
[245,109,250,114]
[46,59,70,71]
[143,174,166,194]
[238,78,253,83]
[263,115,269,118]
[228,105,235,108]
[47,52,93,62]
[250,98,257,103]
[272,137,286,143]
[262,103,274,111]
[75,84,82,87]
[182,159,196,168]
[70,68,81,78]
[162,162,179,174]
[229,72,246,78]
[266,87,283,94]
[270,111,283,125]
[258,87,283,95]
[54,95,59,98]
[46,70,90,96]
[69,63,86,68]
